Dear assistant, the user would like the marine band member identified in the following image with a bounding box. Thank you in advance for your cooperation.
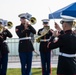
[15,13,36,75]
[47,18,76,75]
[37,19,53,75]
[0,19,13,75]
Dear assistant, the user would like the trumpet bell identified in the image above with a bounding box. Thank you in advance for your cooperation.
[73,21,76,25]
[29,17,37,25]
[7,21,13,29]
[0,25,3,33]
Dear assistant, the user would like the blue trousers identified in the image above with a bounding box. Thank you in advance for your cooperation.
[40,52,51,75]
[19,52,33,75]
[0,53,8,75]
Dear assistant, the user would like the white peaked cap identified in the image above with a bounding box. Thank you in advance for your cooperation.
[61,18,74,22]
[60,14,75,22]
[18,12,32,20]
[3,20,8,26]
[42,19,50,22]
[18,13,27,18]
[24,13,32,20]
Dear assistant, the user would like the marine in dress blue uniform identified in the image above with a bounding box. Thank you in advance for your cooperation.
[0,19,13,75]
[37,19,52,75]
[48,18,76,75]
[15,13,36,75]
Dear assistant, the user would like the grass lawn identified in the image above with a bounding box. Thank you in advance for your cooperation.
[7,68,57,75]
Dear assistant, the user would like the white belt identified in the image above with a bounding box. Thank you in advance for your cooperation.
[3,40,7,43]
[19,37,31,40]
[59,52,76,57]
[40,39,50,42]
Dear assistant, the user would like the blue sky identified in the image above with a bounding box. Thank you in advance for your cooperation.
[0,0,76,38]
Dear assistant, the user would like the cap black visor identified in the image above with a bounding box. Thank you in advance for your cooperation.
[20,17,26,19]
[43,22,48,24]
